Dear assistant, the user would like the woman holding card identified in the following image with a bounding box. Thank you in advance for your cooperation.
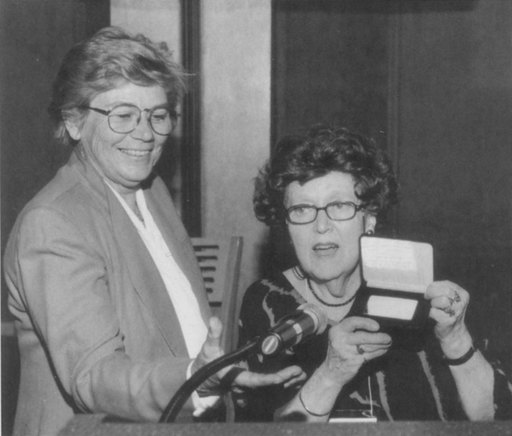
[235,124,512,422]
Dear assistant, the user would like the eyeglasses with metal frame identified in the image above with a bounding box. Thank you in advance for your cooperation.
[285,201,364,225]
[84,103,179,136]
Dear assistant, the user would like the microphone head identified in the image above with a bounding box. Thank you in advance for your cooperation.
[299,303,328,334]
[259,303,329,356]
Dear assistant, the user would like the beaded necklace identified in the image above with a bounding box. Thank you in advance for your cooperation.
[307,278,357,308]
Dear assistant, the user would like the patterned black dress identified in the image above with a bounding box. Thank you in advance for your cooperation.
[235,272,512,422]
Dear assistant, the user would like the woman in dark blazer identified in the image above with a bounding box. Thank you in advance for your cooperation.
[3,27,303,436]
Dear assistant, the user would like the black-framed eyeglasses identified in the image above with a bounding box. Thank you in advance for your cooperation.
[285,201,364,225]
[84,104,179,136]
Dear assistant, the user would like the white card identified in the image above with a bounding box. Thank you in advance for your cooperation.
[361,236,433,294]
[366,295,418,320]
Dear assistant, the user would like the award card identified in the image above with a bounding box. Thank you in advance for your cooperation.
[350,236,433,329]
[361,236,433,294]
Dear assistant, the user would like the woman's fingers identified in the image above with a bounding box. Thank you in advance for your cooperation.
[330,316,392,348]
[350,330,392,347]
[232,365,306,388]
[202,317,223,356]
[338,316,381,333]
[327,316,392,368]
[426,281,469,322]
[357,346,390,362]
[355,341,392,354]
[191,317,224,374]
[425,281,471,343]
[426,281,468,312]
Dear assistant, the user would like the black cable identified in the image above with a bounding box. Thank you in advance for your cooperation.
[159,338,259,423]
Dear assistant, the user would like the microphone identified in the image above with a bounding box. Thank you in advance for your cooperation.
[259,303,328,356]
[160,304,327,423]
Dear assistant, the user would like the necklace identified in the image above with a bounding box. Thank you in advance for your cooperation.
[307,278,357,307]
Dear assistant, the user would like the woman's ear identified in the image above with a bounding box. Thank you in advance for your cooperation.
[63,110,83,141]
[364,214,377,234]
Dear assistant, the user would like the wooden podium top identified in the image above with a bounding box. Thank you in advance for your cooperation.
[59,414,512,436]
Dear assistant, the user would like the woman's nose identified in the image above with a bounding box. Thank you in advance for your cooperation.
[314,209,332,233]
[131,113,154,141]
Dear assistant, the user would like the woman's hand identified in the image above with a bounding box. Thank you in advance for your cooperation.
[232,365,306,390]
[425,280,472,357]
[191,317,224,375]
[426,281,496,420]
[273,316,392,422]
[320,316,392,386]
[193,317,306,394]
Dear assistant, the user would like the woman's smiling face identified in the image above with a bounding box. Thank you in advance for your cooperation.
[285,171,375,290]
[66,82,169,195]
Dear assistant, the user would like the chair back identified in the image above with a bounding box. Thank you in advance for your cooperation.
[191,236,243,353]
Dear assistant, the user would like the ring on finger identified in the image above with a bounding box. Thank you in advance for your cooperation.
[356,344,365,355]
[443,307,456,317]
[453,290,461,303]
[448,290,461,307]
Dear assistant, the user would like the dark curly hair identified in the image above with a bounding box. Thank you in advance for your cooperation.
[254,125,398,226]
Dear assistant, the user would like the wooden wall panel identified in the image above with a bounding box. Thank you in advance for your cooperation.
[269,0,392,274]
[395,0,512,358]
[272,0,512,363]
[272,0,390,146]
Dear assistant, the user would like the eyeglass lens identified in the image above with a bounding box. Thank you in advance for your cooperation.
[287,202,358,224]
[108,105,175,135]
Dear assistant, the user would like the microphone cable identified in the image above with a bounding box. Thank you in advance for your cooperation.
[160,304,326,422]
[159,338,259,423]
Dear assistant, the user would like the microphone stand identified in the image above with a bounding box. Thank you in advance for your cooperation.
[159,338,259,423]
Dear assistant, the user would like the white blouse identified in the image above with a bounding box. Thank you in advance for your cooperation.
[107,186,207,357]
[107,185,218,415]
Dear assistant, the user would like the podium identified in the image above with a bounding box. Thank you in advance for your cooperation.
[59,414,512,436]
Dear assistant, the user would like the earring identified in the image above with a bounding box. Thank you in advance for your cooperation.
[365,229,375,236]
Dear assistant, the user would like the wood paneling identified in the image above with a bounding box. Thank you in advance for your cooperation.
[180,0,202,236]
[270,0,393,274]
[272,0,390,147]
[394,0,512,360]
[272,0,512,363]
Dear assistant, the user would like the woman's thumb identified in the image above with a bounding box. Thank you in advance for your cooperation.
[205,316,223,348]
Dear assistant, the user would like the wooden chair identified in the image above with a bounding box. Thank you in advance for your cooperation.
[191,236,243,423]
[191,236,244,353]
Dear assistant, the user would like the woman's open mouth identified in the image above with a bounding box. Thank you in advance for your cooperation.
[313,243,339,256]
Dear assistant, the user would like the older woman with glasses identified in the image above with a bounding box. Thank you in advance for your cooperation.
[3,27,304,436]
[235,125,512,423]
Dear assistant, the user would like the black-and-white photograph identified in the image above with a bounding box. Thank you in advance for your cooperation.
[2,1,512,435]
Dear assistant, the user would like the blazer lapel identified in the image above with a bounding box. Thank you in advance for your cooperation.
[70,149,189,356]
[144,185,211,322]
[107,191,189,356]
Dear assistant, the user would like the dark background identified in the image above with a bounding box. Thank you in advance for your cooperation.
[1,2,110,434]
[271,0,512,366]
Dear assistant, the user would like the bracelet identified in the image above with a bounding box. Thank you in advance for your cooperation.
[298,389,330,417]
[443,345,477,366]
